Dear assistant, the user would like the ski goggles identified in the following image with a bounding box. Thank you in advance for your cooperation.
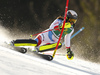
[68,18,77,24]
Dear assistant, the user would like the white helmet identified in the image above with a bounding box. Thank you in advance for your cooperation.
[67,10,78,19]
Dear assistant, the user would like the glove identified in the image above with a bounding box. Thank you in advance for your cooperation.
[60,22,71,29]
[65,22,71,28]
[66,48,74,60]
[30,35,33,38]
[54,26,61,31]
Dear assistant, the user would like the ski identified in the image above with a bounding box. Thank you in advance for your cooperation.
[33,52,53,61]
[4,41,28,53]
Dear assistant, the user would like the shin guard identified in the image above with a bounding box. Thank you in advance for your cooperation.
[12,39,37,47]
[37,43,62,52]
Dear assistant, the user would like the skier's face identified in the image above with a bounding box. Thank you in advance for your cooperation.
[70,22,74,25]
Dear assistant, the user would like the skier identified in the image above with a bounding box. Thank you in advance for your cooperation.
[33,10,78,59]
[10,10,78,59]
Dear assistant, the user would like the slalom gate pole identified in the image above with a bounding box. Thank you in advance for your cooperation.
[52,0,69,58]
[31,28,59,37]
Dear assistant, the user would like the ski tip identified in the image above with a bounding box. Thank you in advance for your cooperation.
[43,55,53,61]
[39,54,53,61]
[47,55,53,61]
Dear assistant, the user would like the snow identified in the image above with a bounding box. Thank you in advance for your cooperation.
[0,46,100,75]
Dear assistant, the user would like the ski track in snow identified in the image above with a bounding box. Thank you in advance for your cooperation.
[0,46,100,75]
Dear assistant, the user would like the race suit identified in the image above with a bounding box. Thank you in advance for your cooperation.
[34,18,74,48]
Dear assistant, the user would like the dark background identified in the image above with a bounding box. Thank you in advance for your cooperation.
[0,0,100,63]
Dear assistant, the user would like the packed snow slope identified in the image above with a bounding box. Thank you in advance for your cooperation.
[0,46,100,75]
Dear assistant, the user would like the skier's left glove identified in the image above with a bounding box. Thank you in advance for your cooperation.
[60,22,71,29]
[66,48,74,60]
[30,35,33,38]
[54,26,61,31]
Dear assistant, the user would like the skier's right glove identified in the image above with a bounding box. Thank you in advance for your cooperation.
[66,48,74,60]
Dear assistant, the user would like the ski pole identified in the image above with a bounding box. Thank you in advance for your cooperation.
[30,28,60,37]
[62,27,85,45]
[52,0,69,58]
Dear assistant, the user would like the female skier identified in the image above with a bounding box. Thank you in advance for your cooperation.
[33,10,78,59]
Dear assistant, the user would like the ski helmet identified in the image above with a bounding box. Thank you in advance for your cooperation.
[67,10,78,24]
